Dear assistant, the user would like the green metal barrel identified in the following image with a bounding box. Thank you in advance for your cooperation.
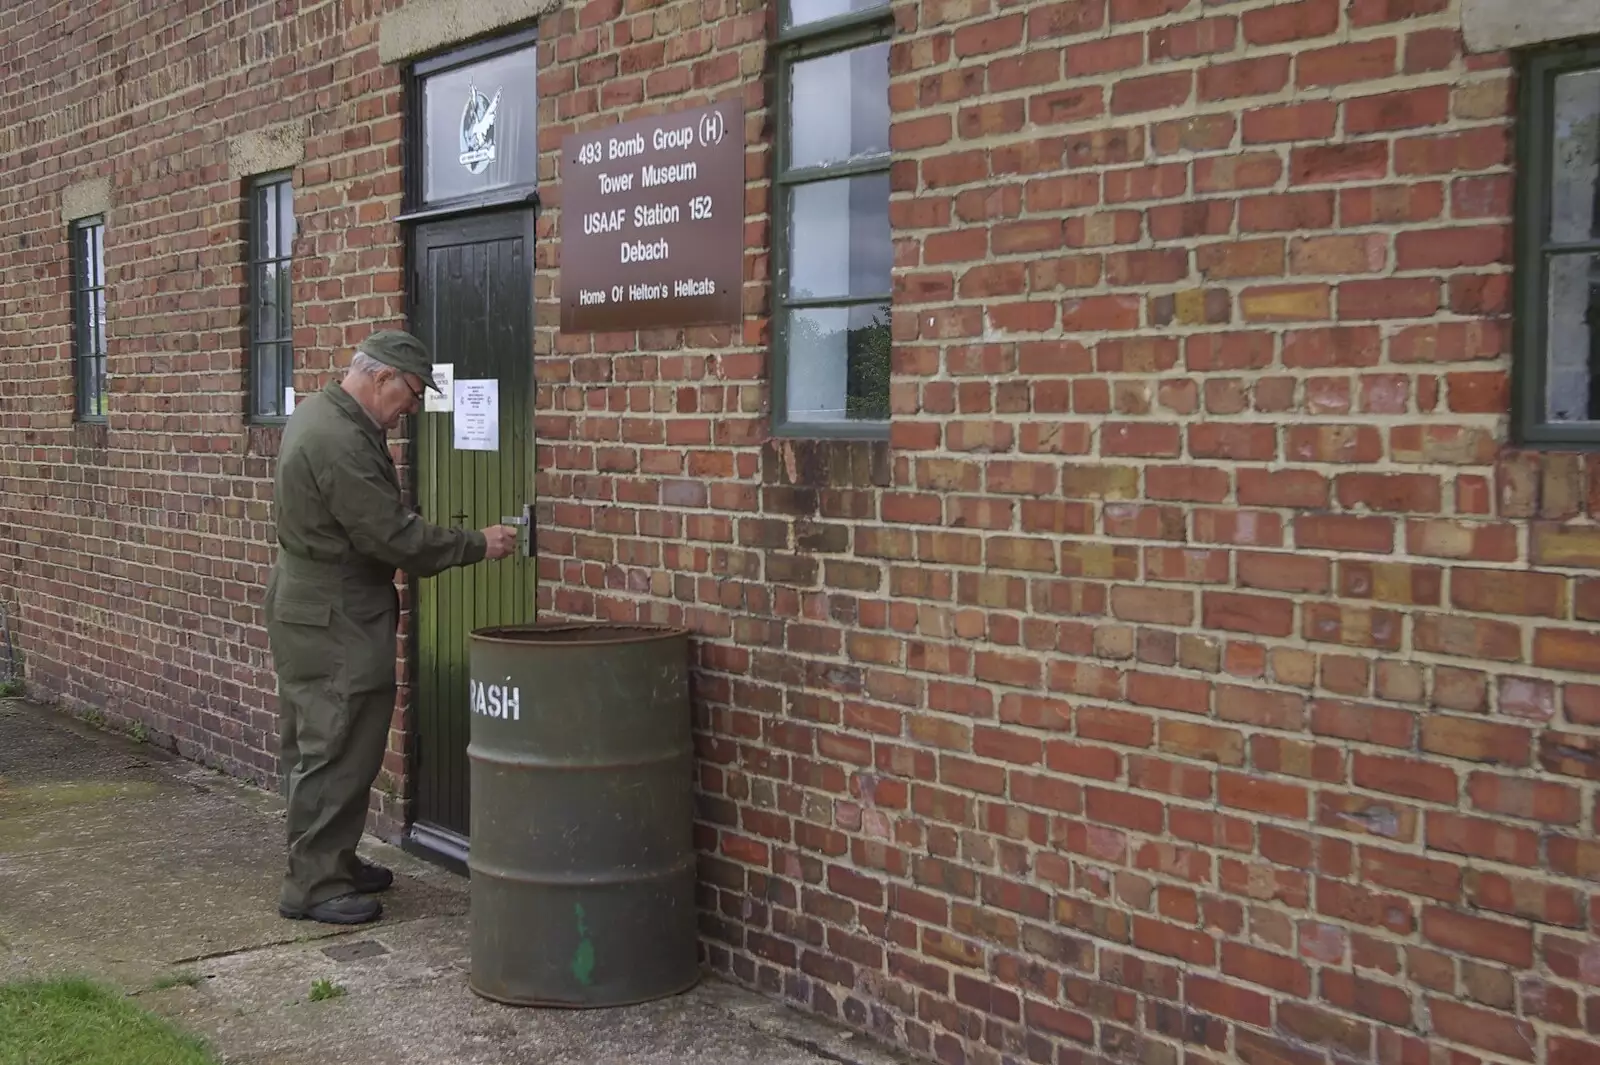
[465,622,699,1008]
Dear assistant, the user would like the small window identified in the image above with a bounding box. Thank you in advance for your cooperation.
[1515,39,1600,446]
[417,40,540,208]
[249,173,295,420]
[772,0,894,437]
[70,217,107,421]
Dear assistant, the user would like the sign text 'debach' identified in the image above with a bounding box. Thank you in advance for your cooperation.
[560,98,745,333]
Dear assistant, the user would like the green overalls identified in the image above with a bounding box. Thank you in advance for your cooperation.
[265,381,486,910]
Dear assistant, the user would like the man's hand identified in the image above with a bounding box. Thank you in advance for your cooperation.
[482,525,519,560]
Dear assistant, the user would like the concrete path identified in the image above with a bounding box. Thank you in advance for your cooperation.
[0,697,907,1065]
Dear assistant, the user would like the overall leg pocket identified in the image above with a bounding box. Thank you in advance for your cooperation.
[268,599,354,757]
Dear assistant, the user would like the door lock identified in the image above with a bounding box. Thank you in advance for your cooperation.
[499,503,534,557]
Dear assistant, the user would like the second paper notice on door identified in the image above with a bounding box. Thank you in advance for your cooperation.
[453,379,499,451]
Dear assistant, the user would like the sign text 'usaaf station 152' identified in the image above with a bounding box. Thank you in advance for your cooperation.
[559,98,745,333]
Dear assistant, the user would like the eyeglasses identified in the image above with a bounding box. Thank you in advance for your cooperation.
[400,376,425,403]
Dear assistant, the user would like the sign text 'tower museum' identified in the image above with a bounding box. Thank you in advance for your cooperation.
[560,99,745,332]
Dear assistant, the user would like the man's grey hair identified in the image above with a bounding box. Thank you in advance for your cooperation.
[348,350,386,378]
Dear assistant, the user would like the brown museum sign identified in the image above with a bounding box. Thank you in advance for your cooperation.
[559,98,745,333]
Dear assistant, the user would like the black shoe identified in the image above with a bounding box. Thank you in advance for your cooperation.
[352,858,394,894]
[279,893,382,925]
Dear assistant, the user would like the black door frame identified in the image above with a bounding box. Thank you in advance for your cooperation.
[397,25,543,874]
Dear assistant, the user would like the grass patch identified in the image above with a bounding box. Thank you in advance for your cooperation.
[307,978,345,1002]
[150,970,203,992]
[0,679,22,698]
[0,977,217,1065]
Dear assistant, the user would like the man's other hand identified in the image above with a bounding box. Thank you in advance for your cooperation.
[482,525,519,560]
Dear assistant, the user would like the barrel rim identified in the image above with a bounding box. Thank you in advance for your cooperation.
[468,621,689,646]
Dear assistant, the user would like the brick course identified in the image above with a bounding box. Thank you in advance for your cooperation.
[4,0,1600,1063]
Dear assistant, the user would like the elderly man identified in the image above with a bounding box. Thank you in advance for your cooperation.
[265,329,517,925]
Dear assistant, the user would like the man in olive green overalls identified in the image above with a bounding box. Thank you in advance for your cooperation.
[265,330,518,925]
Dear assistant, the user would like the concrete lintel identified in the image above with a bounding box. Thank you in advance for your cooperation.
[379,0,558,65]
[228,121,307,180]
[1461,0,1600,54]
[61,176,111,226]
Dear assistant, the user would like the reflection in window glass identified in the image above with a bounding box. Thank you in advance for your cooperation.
[1551,69,1600,243]
[276,180,295,253]
[787,303,891,422]
[787,0,889,28]
[94,287,106,354]
[789,174,892,301]
[1546,253,1600,422]
[789,42,890,171]
[422,46,540,204]
[258,263,279,341]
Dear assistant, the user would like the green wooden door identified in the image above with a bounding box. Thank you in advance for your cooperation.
[409,209,537,863]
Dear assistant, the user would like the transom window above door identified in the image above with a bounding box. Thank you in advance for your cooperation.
[413,33,541,209]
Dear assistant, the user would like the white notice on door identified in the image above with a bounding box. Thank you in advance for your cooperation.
[425,363,455,412]
[453,379,499,451]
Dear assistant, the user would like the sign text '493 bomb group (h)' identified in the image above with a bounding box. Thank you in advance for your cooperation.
[560,99,745,333]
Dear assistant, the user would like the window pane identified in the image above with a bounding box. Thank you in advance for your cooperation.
[1546,252,1600,422]
[787,0,888,29]
[1551,68,1600,244]
[256,343,280,416]
[787,302,891,423]
[94,285,107,357]
[422,45,540,204]
[789,174,892,301]
[276,260,292,338]
[278,342,294,408]
[276,181,295,253]
[789,42,890,171]
[92,224,104,286]
[257,263,279,341]
[263,185,279,259]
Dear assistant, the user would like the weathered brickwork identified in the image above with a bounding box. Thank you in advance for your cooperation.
[0,0,417,831]
[531,1,1600,1063]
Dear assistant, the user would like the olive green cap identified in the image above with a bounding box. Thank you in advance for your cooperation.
[357,329,442,392]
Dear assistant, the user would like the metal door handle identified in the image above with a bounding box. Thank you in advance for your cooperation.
[499,504,534,557]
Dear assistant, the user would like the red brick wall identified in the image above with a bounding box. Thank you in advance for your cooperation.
[534,1,1600,1063]
[6,0,1600,1060]
[0,0,414,823]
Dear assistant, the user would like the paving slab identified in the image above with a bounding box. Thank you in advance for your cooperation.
[0,697,913,1065]
[139,916,903,1065]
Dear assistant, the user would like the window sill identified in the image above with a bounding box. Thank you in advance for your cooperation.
[769,420,890,443]
[395,189,540,224]
[762,436,891,490]
[248,423,285,457]
[72,420,108,452]
[1513,424,1600,451]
